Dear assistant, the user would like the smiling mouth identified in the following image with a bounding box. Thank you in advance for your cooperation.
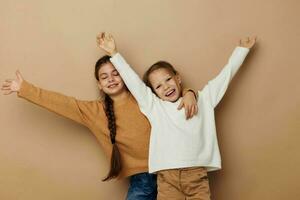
[165,89,175,97]
[107,83,119,88]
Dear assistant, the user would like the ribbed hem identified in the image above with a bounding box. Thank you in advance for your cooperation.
[116,167,149,179]
[149,160,221,173]
[17,80,31,98]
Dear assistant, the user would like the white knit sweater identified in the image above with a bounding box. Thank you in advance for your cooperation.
[110,47,249,173]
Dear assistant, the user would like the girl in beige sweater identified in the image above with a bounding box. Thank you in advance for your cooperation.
[1,54,198,200]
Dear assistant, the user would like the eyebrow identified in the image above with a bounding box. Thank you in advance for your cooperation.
[99,73,108,77]
[99,69,118,76]
[153,75,172,87]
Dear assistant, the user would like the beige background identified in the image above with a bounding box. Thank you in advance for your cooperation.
[1,0,299,199]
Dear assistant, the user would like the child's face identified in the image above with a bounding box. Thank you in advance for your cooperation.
[148,68,182,102]
[97,62,127,96]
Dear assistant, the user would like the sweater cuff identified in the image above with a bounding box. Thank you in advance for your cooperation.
[110,53,125,70]
[17,80,33,98]
[235,46,250,54]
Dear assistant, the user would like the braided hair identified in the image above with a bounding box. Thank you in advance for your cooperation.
[95,55,122,181]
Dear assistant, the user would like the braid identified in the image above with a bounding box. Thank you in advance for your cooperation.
[102,94,122,181]
[104,96,116,143]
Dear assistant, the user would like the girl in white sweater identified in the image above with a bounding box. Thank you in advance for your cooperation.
[97,33,256,200]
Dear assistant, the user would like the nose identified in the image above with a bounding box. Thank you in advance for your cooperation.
[107,75,115,82]
[162,84,169,91]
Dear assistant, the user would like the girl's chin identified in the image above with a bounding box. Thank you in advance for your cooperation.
[165,94,180,102]
[105,87,127,96]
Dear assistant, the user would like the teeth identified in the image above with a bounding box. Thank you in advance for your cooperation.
[108,84,118,88]
[166,89,175,96]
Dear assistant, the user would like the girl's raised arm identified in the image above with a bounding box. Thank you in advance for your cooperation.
[1,71,98,127]
[1,70,23,95]
[205,36,256,108]
[97,32,199,118]
[97,32,157,115]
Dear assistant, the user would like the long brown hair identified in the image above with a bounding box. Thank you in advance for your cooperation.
[95,55,122,181]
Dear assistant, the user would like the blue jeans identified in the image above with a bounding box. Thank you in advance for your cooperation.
[126,172,157,200]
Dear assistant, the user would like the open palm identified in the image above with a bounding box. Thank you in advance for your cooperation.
[239,36,257,49]
[96,32,117,56]
[1,70,24,95]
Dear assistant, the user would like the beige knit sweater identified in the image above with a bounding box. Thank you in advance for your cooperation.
[18,80,151,178]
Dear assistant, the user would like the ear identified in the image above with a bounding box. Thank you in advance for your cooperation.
[175,74,182,85]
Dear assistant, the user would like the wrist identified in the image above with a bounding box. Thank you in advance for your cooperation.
[187,89,197,100]
[110,50,118,57]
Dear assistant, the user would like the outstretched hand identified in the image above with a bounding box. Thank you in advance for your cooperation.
[96,32,118,56]
[239,36,257,49]
[1,70,24,95]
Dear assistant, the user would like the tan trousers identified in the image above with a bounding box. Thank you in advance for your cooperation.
[157,167,211,200]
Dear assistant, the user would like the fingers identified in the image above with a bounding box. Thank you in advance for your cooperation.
[188,106,194,119]
[185,104,194,120]
[16,70,23,81]
[185,105,190,119]
[97,32,113,41]
[180,103,199,119]
[2,82,12,88]
[194,104,198,115]
[2,79,13,88]
[104,32,110,41]
[2,90,13,95]
[239,36,257,48]
[96,32,105,46]
[1,86,12,91]
[248,36,257,47]
[188,104,199,119]
[177,101,184,110]
[96,36,103,45]
[96,32,104,40]
[251,36,257,44]
[190,105,195,118]
[104,32,108,38]
[250,35,257,41]
[108,33,115,42]
[96,32,114,47]
[1,84,13,95]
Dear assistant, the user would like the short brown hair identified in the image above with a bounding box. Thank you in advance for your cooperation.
[143,61,178,92]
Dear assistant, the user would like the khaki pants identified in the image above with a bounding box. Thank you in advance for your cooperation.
[157,167,211,200]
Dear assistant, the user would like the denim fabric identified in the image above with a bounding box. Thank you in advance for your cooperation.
[126,172,157,200]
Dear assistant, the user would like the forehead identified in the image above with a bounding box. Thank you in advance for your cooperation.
[148,68,173,85]
[98,62,117,75]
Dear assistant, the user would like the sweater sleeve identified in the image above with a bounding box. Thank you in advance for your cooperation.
[17,80,98,127]
[206,47,250,108]
[110,53,156,114]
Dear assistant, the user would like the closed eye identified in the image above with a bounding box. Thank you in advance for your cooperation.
[155,85,161,89]
[112,70,119,76]
[100,75,108,79]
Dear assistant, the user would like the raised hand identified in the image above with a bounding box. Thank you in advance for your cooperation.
[96,32,117,56]
[239,36,257,49]
[1,70,24,95]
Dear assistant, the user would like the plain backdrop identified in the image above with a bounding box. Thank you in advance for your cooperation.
[1,0,299,199]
